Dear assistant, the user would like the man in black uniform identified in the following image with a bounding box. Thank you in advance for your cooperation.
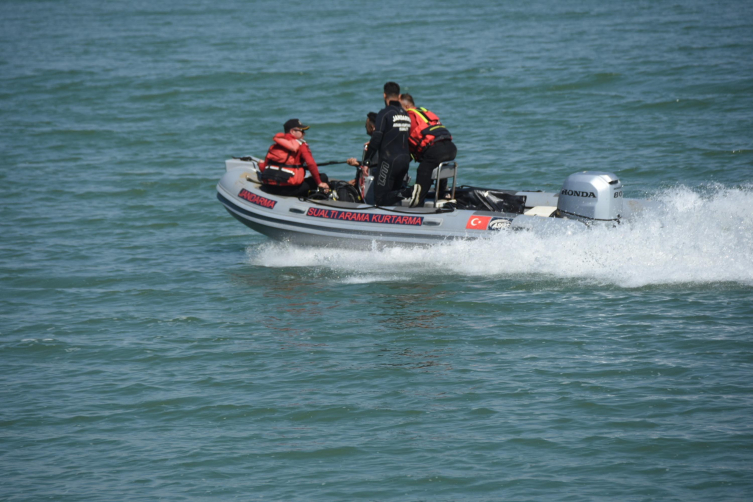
[363,82,414,206]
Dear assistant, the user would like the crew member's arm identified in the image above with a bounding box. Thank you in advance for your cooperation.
[363,110,388,166]
[299,143,328,190]
[406,109,421,161]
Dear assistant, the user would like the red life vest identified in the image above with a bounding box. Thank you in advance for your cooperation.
[259,133,307,186]
[406,107,452,159]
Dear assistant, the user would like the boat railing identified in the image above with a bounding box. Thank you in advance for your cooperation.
[431,161,458,201]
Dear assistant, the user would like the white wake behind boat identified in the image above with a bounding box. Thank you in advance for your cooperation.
[216,157,651,247]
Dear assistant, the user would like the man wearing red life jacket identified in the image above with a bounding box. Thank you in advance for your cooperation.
[259,119,329,197]
[400,94,457,207]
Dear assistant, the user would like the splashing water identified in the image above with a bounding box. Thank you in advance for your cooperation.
[247,185,753,288]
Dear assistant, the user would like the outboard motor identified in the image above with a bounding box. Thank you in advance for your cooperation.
[556,171,623,222]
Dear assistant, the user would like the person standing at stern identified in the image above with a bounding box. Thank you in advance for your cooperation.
[399,93,457,207]
[363,82,414,206]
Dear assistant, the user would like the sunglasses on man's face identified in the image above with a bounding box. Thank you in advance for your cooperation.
[292,128,305,133]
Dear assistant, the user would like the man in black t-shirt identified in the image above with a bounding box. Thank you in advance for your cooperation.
[363,82,414,206]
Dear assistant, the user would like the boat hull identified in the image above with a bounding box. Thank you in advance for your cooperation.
[217,160,653,247]
[216,165,544,248]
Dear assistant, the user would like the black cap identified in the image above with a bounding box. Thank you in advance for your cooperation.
[284,118,310,133]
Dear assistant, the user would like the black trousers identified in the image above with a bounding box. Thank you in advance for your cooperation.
[262,173,329,197]
[373,158,410,206]
[414,140,457,206]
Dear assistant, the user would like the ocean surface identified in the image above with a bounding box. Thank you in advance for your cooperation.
[2,0,753,500]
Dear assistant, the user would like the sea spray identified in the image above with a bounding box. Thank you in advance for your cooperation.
[247,184,753,288]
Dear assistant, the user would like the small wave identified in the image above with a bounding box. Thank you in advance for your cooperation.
[702,149,753,157]
[246,184,753,288]
[337,275,406,284]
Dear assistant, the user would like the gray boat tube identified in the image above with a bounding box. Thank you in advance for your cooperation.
[217,159,653,248]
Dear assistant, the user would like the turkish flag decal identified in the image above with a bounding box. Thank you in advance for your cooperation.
[466,215,492,230]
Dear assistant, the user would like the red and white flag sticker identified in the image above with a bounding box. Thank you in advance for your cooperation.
[466,215,492,230]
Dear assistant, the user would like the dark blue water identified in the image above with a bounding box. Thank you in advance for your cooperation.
[2,1,753,500]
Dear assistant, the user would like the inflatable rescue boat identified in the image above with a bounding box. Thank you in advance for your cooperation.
[217,157,650,247]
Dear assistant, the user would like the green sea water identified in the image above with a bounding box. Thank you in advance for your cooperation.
[2,0,753,500]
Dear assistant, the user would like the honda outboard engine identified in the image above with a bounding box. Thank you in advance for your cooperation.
[556,171,623,222]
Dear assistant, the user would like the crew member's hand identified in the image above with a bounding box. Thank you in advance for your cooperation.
[346,158,360,166]
[347,179,356,186]
[318,182,330,193]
